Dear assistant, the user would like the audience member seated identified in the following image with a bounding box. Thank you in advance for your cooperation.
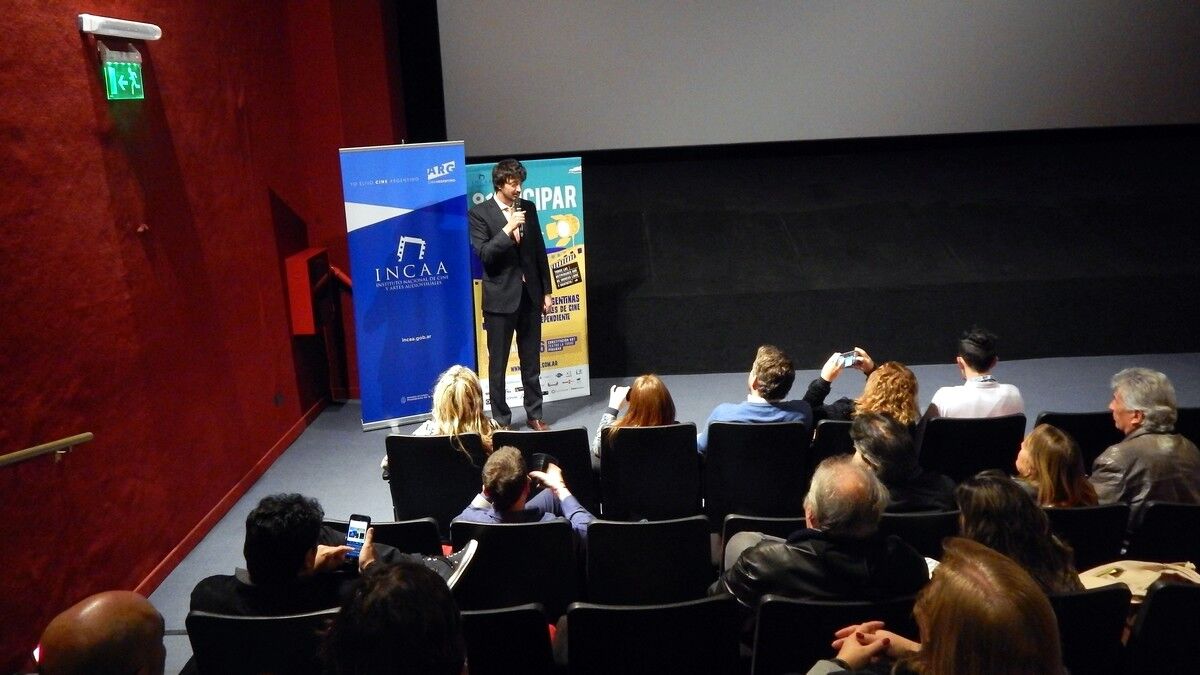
[808,538,1063,675]
[324,561,466,675]
[591,374,677,456]
[1090,367,1200,532]
[39,591,165,675]
[713,456,928,616]
[851,412,955,512]
[1015,423,1098,507]
[456,446,595,541]
[956,471,1083,594]
[923,327,1024,420]
[191,493,476,616]
[697,344,812,454]
[382,364,501,480]
[803,350,921,431]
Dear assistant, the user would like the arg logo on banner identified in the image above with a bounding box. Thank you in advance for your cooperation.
[427,161,457,183]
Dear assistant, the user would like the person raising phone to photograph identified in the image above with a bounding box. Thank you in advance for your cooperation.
[803,348,922,432]
[591,374,678,457]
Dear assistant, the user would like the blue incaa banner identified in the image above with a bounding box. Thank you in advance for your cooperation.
[340,141,474,429]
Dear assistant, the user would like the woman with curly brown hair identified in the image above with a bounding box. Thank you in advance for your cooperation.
[1015,423,1098,507]
[803,349,921,430]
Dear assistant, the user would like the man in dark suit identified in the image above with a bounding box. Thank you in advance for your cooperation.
[469,159,553,430]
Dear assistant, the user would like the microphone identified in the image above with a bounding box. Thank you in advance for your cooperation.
[512,190,524,237]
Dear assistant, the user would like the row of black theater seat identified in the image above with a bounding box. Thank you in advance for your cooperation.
[384,410,1200,540]
[185,574,1197,675]
[321,503,1200,619]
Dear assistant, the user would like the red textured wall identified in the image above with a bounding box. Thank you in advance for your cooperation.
[0,0,401,668]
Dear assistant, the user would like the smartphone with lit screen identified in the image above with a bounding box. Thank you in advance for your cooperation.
[346,514,371,560]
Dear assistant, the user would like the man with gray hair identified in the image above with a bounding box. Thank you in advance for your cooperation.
[1091,368,1200,532]
[713,456,928,614]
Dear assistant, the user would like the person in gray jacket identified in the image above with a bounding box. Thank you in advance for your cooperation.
[1090,368,1200,533]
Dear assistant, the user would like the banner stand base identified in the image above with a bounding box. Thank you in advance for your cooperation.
[362,413,431,433]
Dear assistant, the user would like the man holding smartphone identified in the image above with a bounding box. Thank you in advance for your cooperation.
[190,493,477,617]
[457,446,594,541]
[469,159,553,431]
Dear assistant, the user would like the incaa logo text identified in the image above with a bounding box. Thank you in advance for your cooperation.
[375,261,448,282]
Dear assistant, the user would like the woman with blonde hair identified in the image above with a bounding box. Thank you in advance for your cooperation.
[591,374,677,456]
[809,537,1064,675]
[804,349,921,430]
[381,365,501,479]
[1015,423,1098,507]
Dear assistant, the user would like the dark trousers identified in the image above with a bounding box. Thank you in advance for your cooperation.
[484,290,543,426]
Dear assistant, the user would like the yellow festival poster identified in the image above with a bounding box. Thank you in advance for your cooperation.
[467,158,591,409]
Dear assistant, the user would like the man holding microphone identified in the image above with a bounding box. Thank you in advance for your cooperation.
[469,159,553,430]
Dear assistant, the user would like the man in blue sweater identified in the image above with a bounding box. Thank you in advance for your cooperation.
[697,344,812,453]
[456,446,595,542]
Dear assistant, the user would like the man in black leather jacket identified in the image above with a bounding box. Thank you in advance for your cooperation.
[713,456,929,615]
[1091,368,1200,533]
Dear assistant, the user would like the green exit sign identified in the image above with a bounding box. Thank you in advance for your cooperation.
[103,61,144,100]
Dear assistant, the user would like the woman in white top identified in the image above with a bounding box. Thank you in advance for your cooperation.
[924,327,1023,419]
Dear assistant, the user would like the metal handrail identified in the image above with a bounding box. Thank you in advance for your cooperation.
[0,432,94,468]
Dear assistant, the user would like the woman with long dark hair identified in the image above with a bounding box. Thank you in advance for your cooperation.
[956,470,1083,593]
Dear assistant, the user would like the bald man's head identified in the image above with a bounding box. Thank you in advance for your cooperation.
[39,591,165,675]
[803,455,890,538]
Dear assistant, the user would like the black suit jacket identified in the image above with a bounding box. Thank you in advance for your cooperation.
[469,197,552,314]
